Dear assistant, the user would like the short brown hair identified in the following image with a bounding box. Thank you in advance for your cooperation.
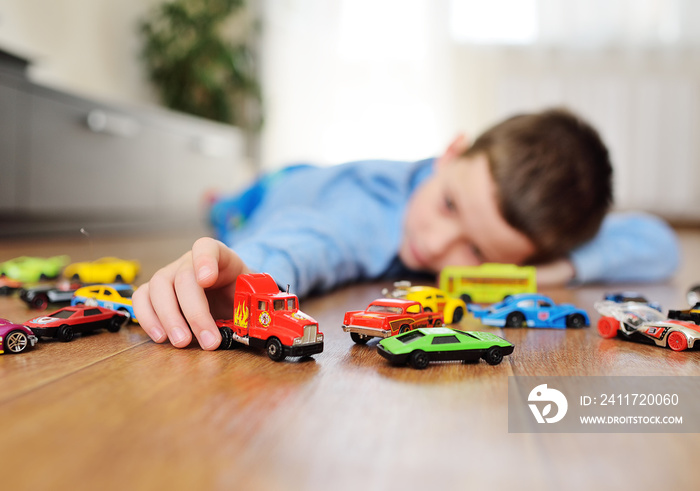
[464,108,613,263]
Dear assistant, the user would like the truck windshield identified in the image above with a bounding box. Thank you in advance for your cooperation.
[273,298,296,311]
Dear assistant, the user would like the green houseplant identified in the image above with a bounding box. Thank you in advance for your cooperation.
[139,0,262,130]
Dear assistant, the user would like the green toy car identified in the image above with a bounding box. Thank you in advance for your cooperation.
[0,255,70,282]
[377,327,514,369]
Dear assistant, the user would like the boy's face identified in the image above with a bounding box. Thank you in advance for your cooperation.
[399,152,536,273]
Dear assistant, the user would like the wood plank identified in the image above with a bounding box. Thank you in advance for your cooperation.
[0,228,699,489]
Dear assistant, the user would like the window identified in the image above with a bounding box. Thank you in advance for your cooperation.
[257,301,267,310]
[49,310,75,319]
[368,305,403,315]
[397,330,425,344]
[407,304,421,314]
[84,308,102,316]
[432,335,460,345]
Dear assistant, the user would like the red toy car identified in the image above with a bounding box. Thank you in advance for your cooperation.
[1,318,38,354]
[342,298,444,344]
[24,305,128,342]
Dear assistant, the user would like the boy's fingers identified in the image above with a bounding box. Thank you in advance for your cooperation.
[148,262,194,348]
[191,237,223,287]
[132,283,168,343]
[173,261,221,351]
[191,237,251,288]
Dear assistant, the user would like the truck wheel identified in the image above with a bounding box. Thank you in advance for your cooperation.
[218,326,235,350]
[399,325,411,334]
[409,350,430,369]
[460,294,473,304]
[57,325,74,342]
[350,332,370,345]
[266,338,286,362]
[433,319,443,328]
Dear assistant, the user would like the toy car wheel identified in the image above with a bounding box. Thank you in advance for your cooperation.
[452,306,464,323]
[31,294,49,310]
[667,331,688,352]
[409,350,430,369]
[399,324,411,334]
[71,274,81,282]
[115,274,124,283]
[460,294,473,304]
[483,346,504,365]
[433,319,443,327]
[350,332,371,345]
[597,316,619,339]
[217,326,235,350]
[566,313,587,328]
[107,315,124,333]
[505,312,525,328]
[5,330,30,354]
[57,325,74,342]
[266,338,285,362]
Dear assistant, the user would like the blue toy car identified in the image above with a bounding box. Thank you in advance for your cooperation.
[468,293,589,329]
[603,291,662,312]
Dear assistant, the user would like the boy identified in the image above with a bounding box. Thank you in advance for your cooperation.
[133,108,679,350]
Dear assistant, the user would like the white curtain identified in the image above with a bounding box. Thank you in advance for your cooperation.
[258,0,700,220]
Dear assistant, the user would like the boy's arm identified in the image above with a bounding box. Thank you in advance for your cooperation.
[567,212,680,284]
[230,205,400,298]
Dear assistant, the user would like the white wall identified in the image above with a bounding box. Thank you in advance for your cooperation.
[0,0,161,105]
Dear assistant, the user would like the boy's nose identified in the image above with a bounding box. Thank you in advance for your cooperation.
[425,223,461,259]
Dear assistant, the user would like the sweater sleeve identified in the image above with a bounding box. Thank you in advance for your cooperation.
[231,205,401,297]
[569,212,680,284]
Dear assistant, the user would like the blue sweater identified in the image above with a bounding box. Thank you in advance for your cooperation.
[212,158,679,297]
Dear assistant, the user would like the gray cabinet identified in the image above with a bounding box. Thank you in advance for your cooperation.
[0,64,247,235]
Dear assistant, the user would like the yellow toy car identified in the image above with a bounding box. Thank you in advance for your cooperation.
[383,282,467,324]
[64,257,140,283]
[71,284,137,322]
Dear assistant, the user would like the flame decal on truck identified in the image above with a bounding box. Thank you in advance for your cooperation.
[234,303,249,328]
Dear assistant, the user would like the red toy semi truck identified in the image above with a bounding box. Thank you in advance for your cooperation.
[216,273,324,361]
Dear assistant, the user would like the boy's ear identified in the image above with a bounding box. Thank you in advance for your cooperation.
[435,133,470,169]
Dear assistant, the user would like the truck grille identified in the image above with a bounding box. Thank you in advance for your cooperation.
[301,324,318,344]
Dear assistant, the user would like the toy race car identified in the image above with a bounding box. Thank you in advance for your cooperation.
[71,284,137,322]
[377,327,514,369]
[0,255,70,282]
[342,298,443,345]
[469,293,589,329]
[63,257,140,283]
[595,300,700,351]
[24,305,128,342]
[603,291,662,312]
[0,318,38,354]
[382,282,467,324]
[19,281,84,310]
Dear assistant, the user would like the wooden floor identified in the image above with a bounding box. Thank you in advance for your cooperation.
[1,227,699,490]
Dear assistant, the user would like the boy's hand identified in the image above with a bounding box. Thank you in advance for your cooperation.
[133,237,252,350]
